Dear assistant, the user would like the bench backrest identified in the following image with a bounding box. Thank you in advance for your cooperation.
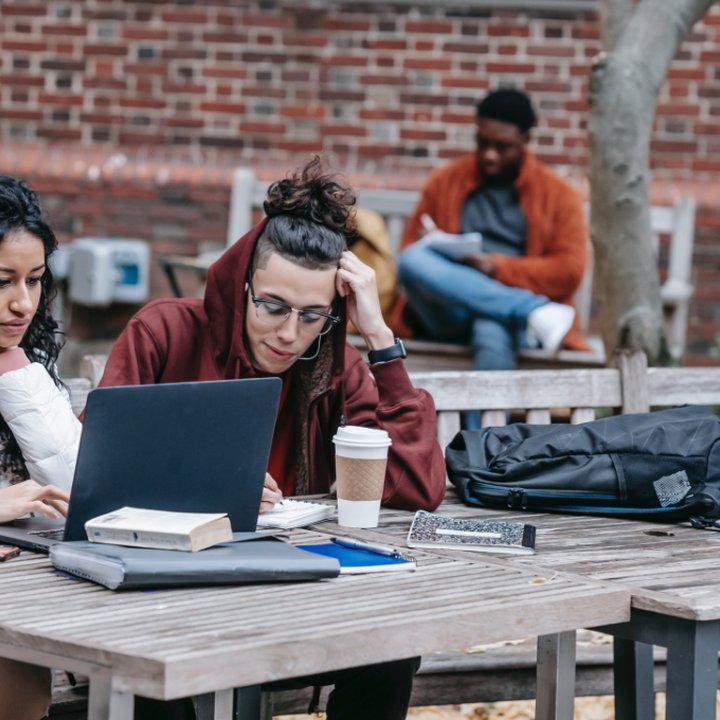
[408,351,720,448]
[228,168,696,362]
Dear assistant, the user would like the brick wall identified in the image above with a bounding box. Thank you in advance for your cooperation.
[1,0,719,365]
[1,0,719,180]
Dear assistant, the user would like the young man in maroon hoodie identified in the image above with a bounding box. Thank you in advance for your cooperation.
[99,158,446,720]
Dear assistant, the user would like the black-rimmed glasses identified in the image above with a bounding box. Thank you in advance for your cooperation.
[248,282,340,336]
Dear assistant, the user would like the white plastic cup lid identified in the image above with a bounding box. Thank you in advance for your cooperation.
[332,425,392,448]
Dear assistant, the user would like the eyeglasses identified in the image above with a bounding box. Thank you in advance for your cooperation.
[248,282,340,336]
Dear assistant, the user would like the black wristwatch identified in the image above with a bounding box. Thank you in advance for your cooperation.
[367,338,407,365]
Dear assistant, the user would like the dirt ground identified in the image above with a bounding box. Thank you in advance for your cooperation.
[278,692,720,719]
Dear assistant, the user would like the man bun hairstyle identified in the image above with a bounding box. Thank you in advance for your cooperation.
[477,87,537,134]
[257,156,357,271]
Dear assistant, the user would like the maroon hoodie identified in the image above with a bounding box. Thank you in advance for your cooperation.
[99,222,446,510]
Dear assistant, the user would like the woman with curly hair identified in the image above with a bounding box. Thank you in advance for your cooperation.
[100,157,446,720]
[0,176,82,720]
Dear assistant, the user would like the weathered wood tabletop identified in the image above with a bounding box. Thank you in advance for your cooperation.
[0,525,629,720]
[362,494,720,720]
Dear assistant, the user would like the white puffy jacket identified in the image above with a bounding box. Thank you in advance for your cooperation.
[0,363,82,491]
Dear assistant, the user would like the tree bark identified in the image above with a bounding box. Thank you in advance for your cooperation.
[588,0,713,365]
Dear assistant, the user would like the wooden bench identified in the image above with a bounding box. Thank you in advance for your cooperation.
[57,351,720,716]
[203,168,695,369]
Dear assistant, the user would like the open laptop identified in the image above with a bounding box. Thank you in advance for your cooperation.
[0,377,281,552]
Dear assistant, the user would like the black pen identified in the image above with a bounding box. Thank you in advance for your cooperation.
[331,536,412,561]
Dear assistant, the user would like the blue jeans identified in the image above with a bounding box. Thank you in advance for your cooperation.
[398,243,547,371]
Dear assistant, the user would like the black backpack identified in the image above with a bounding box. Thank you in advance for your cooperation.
[445,405,720,529]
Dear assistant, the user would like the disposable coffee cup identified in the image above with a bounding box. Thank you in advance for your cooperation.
[332,425,392,528]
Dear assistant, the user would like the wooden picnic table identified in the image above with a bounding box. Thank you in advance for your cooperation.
[364,495,720,720]
[0,525,629,720]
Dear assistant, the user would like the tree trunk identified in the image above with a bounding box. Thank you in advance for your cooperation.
[588,0,713,365]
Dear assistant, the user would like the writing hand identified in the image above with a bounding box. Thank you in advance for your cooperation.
[460,253,495,277]
[0,480,70,524]
[259,472,283,513]
[336,251,394,350]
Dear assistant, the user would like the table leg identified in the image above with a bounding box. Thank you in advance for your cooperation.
[88,669,134,720]
[196,689,234,720]
[535,631,576,720]
[665,617,720,720]
[613,638,654,720]
[232,685,263,720]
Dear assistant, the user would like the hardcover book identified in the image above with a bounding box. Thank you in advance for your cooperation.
[85,506,233,552]
[407,510,536,555]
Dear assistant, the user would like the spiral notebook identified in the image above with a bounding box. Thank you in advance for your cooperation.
[407,510,536,555]
[256,499,336,529]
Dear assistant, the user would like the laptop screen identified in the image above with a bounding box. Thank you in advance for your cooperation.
[63,378,281,541]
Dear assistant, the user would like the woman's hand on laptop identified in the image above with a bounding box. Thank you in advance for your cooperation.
[0,480,70,523]
[259,473,283,513]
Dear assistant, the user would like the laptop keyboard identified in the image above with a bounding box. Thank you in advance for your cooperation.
[29,529,65,541]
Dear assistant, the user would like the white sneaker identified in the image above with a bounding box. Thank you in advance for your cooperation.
[526,302,575,356]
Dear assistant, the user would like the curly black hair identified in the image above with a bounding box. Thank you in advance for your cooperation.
[0,176,62,480]
[255,156,358,271]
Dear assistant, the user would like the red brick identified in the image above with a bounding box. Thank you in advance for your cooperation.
[2,39,48,52]
[240,13,290,29]
[118,97,167,110]
[239,121,286,134]
[321,124,368,137]
[486,62,536,74]
[414,40,435,52]
[441,77,488,89]
[656,103,701,117]
[0,109,44,121]
[80,112,124,125]
[37,127,82,141]
[84,43,128,56]
[277,140,325,153]
[279,104,326,119]
[162,82,206,95]
[162,117,205,129]
[527,44,576,58]
[160,10,210,24]
[360,109,405,121]
[0,73,44,87]
[400,128,447,141]
[667,67,708,81]
[364,39,407,50]
[440,112,476,124]
[37,92,83,107]
[488,24,530,38]
[1,4,46,16]
[497,44,518,56]
[358,73,406,86]
[406,20,454,34]
[85,76,127,90]
[321,17,371,32]
[403,57,453,71]
[41,23,87,37]
[202,66,248,80]
[321,55,368,67]
[122,27,170,41]
[200,101,247,114]
[444,42,490,54]
[123,63,167,76]
[202,32,250,44]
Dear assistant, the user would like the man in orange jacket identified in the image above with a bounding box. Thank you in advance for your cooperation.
[397,88,589,371]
